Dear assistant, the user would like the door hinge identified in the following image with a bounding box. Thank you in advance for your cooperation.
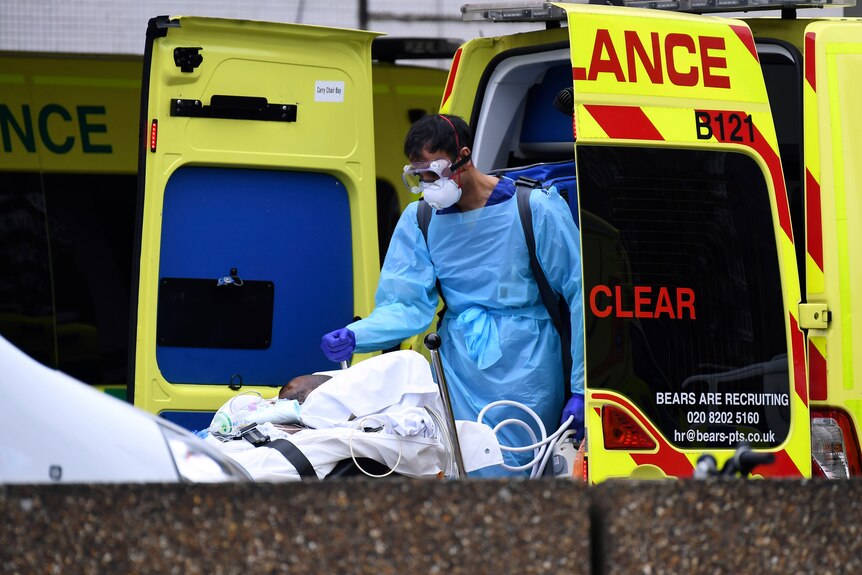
[799,303,831,329]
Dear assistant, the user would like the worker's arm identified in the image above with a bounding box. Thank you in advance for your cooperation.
[348,202,439,352]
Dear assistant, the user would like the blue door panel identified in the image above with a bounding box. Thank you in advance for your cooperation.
[156,167,353,384]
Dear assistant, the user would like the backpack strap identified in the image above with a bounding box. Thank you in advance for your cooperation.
[417,198,433,244]
[416,199,447,327]
[515,182,573,390]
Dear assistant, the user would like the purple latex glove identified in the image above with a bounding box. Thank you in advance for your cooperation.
[560,393,585,442]
[320,328,356,363]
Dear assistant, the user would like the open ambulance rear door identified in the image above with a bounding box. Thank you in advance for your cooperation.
[562,3,810,481]
[803,20,862,478]
[131,16,380,429]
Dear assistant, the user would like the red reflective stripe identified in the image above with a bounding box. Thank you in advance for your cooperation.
[809,340,827,401]
[592,392,694,476]
[584,105,664,141]
[757,448,802,478]
[806,169,824,272]
[729,24,759,62]
[751,124,793,241]
[805,32,817,91]
[441,47,462,108]
[790,314,808,407]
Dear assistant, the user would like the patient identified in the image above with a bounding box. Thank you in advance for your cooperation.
[278,374,332,403]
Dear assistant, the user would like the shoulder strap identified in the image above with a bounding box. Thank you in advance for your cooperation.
[416,199,446,326]
[515,182,573,387]
[417,199,432,244]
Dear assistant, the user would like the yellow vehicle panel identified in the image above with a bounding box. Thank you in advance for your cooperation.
[133,16,381,429]
[439,26,570,119]
[803,20,862,436]
[0,52,139,174]
[560,3,809,482]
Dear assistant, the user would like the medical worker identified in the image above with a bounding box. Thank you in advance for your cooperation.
[321,114,584,476]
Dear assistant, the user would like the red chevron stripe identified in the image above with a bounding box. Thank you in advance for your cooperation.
[809,340,827,401]
[441,47,462,108]
[584,105,664,141]
[791,313,808,407]
[757,448,802,478]
[806,169,824,272]
[730,24,759,62]
[805,33,817,91]
[751,124,793,241]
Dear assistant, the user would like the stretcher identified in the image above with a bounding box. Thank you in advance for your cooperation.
[204,349,503,481]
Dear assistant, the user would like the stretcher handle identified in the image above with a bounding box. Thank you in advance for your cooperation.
[424,333,466,479]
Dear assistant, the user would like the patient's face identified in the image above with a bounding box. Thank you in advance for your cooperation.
[278,374,331,403]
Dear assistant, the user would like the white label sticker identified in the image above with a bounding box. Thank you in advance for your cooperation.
[315,81,345,102]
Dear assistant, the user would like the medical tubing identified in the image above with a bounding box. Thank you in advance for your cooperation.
[347,415,403,478]
[532,415,574,478]
[425,406,458,478]
[478,400,575,476]
[491,418,547,472]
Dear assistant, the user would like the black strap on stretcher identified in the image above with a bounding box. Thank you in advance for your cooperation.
[268,439,317,480]
[239,423,317,480]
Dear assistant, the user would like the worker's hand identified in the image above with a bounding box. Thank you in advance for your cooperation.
[320,328,356,363]
[560,393,585,442]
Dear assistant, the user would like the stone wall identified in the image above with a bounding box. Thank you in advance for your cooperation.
[3,479,861,574]
[1,480,590,575]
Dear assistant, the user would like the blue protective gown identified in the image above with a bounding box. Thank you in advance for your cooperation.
[347,177,584,476]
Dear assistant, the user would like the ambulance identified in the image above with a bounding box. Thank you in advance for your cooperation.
[132,3,859,480]
[441,1,861,480]
[0,41,450,405]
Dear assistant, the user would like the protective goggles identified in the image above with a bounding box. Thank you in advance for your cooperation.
[401,156,470,194]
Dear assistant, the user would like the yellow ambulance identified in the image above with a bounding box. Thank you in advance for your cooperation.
[0,39,451,409]
[440,1,861,481]
[0,51,141,399]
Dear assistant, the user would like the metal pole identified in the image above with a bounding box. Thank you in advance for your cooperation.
[424,333,466,478]
[358,0,369,30]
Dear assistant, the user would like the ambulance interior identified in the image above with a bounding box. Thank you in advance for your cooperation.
[471,48,574,173]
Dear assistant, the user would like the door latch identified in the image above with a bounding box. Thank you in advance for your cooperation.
[799,303,831,329]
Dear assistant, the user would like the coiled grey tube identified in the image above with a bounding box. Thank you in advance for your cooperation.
[424,333,466,478]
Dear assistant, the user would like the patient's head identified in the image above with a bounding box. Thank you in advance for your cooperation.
[278,374,332,403]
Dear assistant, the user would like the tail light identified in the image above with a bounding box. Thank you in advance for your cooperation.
[810,408,862,478]
[602,405,656,450]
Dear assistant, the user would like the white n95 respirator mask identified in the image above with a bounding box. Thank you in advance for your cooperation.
[402,156,469,210]
[419,177,462,210]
